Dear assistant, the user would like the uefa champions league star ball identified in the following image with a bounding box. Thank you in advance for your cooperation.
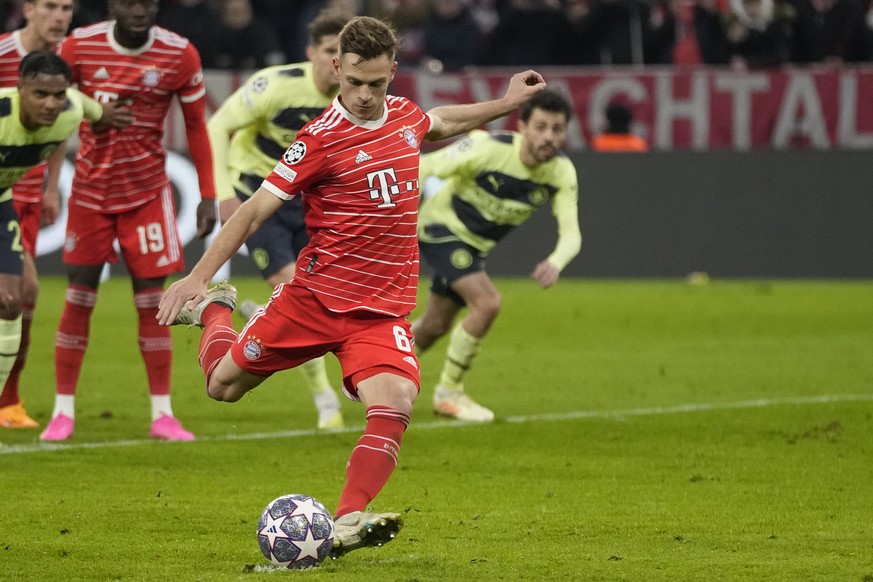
[257,494,335,569]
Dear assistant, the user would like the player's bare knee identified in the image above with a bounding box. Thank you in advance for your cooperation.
[399,380,418,405]
[205,381,226,401]
[389,379,418,416]
[418,315,451,341]
[22,280,39,305]
[474,293,502,322]
[206,381,241,402]
[0,296,23,320]
[432,317,454,338]
[358,373,418,416]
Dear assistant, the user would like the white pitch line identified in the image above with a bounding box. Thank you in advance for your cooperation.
[503,393,873,423]
[2,393,872,456]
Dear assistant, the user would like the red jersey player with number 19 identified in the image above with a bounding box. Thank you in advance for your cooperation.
[40,0,217,442]
[157,16,546,557]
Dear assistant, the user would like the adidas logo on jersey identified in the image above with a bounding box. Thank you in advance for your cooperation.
[156,255,170,268]
[402,356,418,369]
[94,67,110,80]
[355,150,372,164]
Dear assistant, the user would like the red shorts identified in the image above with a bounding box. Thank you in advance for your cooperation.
[12,199,40,256]
[230,284,421,400]
[64,186,184,278]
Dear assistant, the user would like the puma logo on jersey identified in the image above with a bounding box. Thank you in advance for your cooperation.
[355,149,372,164]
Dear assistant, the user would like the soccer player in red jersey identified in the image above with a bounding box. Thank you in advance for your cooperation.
[40,0,217,442]
[0,0,74,429]
[157,16,546,556]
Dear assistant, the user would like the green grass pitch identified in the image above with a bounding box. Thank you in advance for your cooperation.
[1,277,871,581]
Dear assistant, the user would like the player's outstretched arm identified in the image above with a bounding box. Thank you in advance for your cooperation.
[426,70,546,141]
[157,188,284,325]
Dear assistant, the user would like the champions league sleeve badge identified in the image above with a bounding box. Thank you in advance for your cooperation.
[283,141,307,165]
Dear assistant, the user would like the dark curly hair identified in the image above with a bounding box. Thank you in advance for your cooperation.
[19,51,71,82]
[520,89,573,122]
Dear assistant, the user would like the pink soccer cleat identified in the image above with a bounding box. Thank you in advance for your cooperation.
[39,413,75,441]
[149,414,195,441]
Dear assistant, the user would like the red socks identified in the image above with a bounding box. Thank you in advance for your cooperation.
[197,303,237,386]
[335,405,410,517]
[135,289,172,395]
[54,285,97,395]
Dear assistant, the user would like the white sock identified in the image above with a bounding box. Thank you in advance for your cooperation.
[151,395,173,421]
[297,357,333,394]
[313,388,340,413]
[435,384,463,399]
[438,323,481,391]
[52,394,75,420]
[0,315,21,386]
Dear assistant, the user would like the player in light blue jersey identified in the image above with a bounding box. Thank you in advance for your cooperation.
[413,90,582,422]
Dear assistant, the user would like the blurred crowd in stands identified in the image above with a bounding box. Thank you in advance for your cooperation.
[2,0,872,71]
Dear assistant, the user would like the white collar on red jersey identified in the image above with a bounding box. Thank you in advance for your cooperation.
[333,95,389,129]
[11,31,27,58]
[107,21,155,56]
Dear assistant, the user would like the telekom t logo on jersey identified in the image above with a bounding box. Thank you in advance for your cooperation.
[367,168,419,208]
[93,90,120,104]
[367,168,400,208]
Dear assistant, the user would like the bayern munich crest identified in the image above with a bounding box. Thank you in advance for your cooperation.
[143,69,161,87]
[402,128,418,149]
[243,338,262,361]
[284,141,307,165]
[64,233,78,253]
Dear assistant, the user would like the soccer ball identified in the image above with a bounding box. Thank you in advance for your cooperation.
[257,494,335,569]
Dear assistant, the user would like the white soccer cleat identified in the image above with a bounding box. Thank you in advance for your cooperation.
[171,281,237,328]
[313,388,344,430]
[329,511,403,558]
[238,299,263,321]
[433,385,495,422]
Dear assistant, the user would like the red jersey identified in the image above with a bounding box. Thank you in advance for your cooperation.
[0,30,51,203]
[0,31,27,87]
[262,95,433,317]
[59,21,214,213]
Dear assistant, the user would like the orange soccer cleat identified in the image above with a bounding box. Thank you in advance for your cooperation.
[0,401,40,429]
